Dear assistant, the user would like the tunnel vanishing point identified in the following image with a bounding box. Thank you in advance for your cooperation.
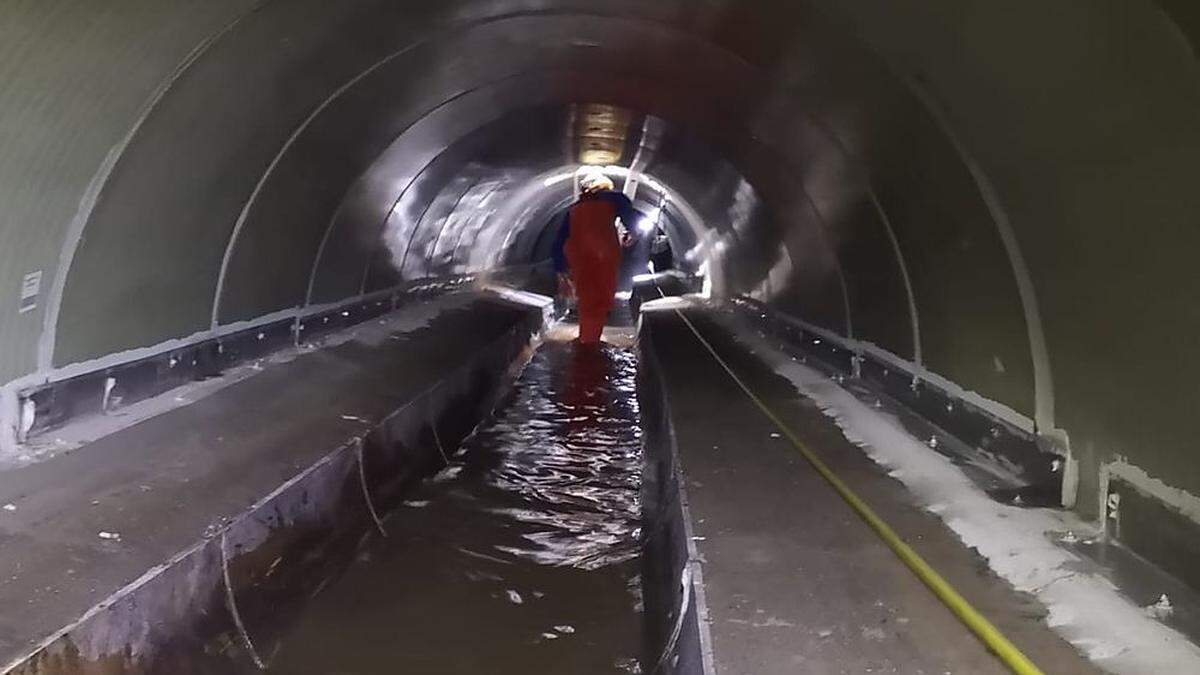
[3,1,1200,673]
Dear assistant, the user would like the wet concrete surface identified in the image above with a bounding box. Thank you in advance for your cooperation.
[640,308,1100,675]
[1,290,1128,673]
[262,339,644,674]
[0,293,535,668]
[1064,535,1200,649]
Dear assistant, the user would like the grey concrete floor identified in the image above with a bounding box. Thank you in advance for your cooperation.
[642,309,1100,675]
[0,293,533,667]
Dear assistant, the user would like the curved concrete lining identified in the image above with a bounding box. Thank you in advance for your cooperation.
[4,0,1200,573]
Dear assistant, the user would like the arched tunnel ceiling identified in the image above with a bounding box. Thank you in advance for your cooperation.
[3,1,1200,514]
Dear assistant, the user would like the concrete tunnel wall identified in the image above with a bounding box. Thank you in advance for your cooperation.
[2,1,1200,535]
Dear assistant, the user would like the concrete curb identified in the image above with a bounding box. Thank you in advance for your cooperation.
[5,312,541,674]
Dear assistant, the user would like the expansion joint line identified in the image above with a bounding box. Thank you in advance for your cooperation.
[354,438,388,538]
[220,531,267,670]
[659,289,1045,675]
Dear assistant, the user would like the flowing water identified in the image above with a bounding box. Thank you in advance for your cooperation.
[265,340,644,674]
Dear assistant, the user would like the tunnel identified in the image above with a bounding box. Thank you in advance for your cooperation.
[3,1,1200,673]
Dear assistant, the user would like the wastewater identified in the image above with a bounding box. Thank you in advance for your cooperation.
[264,339,645,674]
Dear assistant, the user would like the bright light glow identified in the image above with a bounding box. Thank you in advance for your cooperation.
[559,164,673,197]
[542,172,575,187]
[635,207,662,235]
[642,177,667,194]
[580,149,621,165]
[573,164,630,177]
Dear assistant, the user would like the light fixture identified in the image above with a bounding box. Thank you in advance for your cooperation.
[637,207,661,235]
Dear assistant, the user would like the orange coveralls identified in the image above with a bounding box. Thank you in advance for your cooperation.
[554,190,637,343]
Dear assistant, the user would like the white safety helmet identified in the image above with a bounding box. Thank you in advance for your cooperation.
[579,170,614,194]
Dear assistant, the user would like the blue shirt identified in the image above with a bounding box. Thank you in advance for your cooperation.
[552,190,639,273]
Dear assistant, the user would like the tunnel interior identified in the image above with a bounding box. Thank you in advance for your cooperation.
[4,1,1200,673]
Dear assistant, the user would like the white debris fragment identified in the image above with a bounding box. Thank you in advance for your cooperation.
[769,432,781,439]
[541,632,559,640]
[433,465,463,482]
[817,628,834,638]
[927,436,939,449]
[2,503,16,512]
[554,625,575,634]
[403,500,430,508]
[20,398,36,437]
[753,616,796,628]
[506,589,523,604]
[98,531,121,541]
[1144,594,1174,620]
[102,377,117,411]
[861,626,887,641]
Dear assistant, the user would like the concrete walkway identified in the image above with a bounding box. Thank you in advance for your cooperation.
[641,308,1099,675]
[0,292,535,668]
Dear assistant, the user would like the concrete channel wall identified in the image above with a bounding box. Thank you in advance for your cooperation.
[637,315,713,675]
[5,308,544,674]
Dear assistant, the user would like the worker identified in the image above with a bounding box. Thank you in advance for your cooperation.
[649,226,673,273]
[551,172,638,344]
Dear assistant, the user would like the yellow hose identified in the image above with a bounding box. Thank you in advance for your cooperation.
[668,305,1045,675]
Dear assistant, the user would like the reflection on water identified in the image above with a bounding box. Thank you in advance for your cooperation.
[266,341,643,674]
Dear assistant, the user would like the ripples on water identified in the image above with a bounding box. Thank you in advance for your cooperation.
[266,341,644,674]
[486,343,642,571]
